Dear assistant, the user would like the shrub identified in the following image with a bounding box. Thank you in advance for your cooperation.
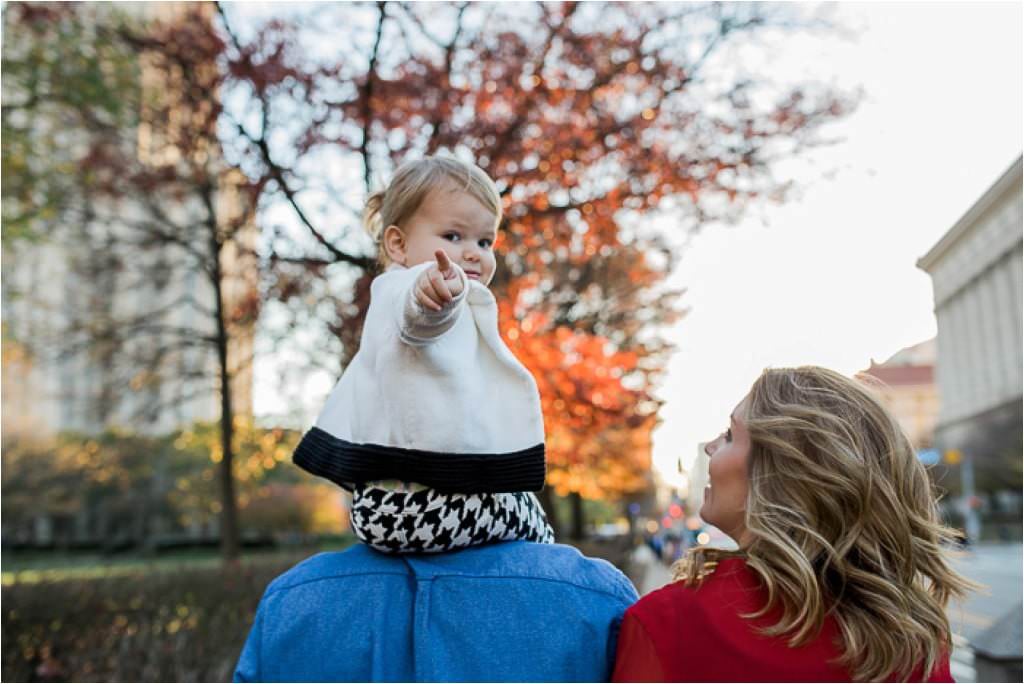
[2,553,308,682]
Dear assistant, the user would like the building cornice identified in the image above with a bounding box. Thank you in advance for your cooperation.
[917,155,1023,272]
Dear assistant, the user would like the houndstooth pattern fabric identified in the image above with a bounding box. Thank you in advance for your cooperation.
[350,484,555,553]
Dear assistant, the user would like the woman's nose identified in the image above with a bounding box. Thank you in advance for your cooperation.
[704,439,715,457]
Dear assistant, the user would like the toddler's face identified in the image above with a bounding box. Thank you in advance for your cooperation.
[395,184,498,286]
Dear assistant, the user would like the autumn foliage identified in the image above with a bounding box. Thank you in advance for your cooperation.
[217,2,852,502]
[4,2,854,523]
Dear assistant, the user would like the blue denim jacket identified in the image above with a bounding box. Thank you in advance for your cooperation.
[234,541,638,682]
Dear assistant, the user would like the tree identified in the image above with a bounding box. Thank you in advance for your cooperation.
[4,1,855,547]
[216,2,853,535]
[2,3,259,559]
[1,430,169,550]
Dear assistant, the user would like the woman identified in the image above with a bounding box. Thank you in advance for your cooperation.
[613,366,975,682]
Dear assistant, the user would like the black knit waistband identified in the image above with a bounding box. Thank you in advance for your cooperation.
[293,427,546,494]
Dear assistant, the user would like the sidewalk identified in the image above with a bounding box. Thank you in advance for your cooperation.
[630,545,674,595]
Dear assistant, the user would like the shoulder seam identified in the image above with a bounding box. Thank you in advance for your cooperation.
[267,570,635,604]
[265,570,412,597]
[428,572,637,604]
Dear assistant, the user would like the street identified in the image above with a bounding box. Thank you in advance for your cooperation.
[947,542,1023,641]
[947,543,1023,682]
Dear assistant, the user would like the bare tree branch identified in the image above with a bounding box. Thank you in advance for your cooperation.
[424,3,468,155]
[360,1,388,193]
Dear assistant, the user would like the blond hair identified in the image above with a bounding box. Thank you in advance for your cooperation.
[674,366,976,682]
[363,156,502,265]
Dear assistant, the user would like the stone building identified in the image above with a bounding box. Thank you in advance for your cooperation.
[2,2,255,441]
[1,3,258,548]
[917,155,1023,535]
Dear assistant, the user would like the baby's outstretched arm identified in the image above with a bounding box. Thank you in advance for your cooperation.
[400,250,469,344]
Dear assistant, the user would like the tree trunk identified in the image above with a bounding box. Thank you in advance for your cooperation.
[536,486,562,541]
[217,398,240,561]
[211,229,240,562]
[569,491,585,541]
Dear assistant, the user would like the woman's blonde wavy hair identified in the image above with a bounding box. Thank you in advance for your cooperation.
[674,366,977,682]
[363,156,502,266]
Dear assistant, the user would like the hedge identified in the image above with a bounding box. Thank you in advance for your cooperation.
[2,554,304,682]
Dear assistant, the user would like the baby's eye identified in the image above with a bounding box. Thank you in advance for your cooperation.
[479,238,494,249]
[443,232,461,242]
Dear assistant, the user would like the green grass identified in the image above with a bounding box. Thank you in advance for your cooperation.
[2,537,356,586]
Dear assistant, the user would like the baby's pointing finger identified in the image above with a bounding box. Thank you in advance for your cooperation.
[434,250,453,277]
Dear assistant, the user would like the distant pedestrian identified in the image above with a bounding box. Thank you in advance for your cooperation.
[613,366,977,682]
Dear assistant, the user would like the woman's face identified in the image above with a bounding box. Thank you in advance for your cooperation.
[700,396,752,547]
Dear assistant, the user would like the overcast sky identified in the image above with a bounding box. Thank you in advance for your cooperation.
[650,2,1023,489]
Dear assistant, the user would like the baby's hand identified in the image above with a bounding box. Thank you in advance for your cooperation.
[414,250,465,312]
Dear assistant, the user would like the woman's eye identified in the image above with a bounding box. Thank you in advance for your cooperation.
[725,429,733,442]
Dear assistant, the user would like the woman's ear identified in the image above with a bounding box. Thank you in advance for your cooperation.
[382,225,407,265]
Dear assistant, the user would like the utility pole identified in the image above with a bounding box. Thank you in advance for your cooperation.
[961,453,981,546]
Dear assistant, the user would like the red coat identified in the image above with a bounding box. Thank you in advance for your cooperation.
[612,557,953,683]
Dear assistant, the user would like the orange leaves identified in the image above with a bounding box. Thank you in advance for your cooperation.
[499,312,660,500]
[544,412,658,499]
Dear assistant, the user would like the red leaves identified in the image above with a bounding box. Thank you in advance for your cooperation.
[217,4,852,498]
[226,20,311,99]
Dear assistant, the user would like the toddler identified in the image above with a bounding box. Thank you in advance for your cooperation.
[294,156,554,552]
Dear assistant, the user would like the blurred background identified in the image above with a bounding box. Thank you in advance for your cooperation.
[1,2,1020,681]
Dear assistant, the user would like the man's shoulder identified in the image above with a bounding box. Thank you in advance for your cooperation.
[404,541,638,604]
[263,543,408,597]
[264,542,637,605]
[245,542,636,682]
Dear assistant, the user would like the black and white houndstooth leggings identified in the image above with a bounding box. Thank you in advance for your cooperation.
[349,484,555,553]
